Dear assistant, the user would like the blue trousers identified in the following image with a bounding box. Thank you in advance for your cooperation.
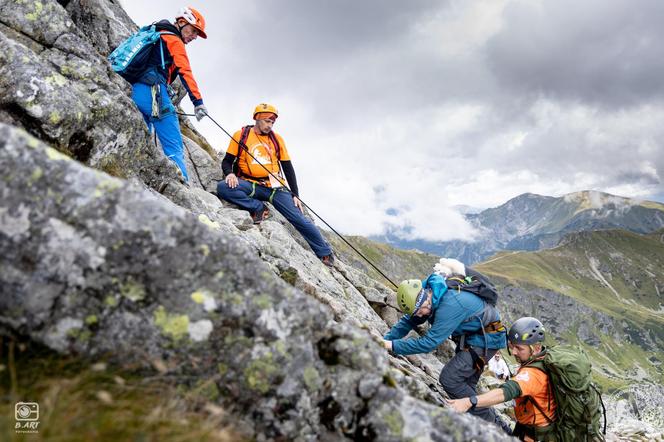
[217,179,332,258]
[131,82,188,182]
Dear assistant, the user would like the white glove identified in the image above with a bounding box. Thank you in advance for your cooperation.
[194,105,208,121]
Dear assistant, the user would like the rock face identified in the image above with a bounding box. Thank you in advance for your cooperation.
[0,1,513,440]
[0,125,512,441]
[0,0,181,189]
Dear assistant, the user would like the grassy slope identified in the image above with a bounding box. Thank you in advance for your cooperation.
[641,200,664,211]
[326,234,439,284]
[0,340,240,442]
[475,229,664,388]
[477,229,664,322]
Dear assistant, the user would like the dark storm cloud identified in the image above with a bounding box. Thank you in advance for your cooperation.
[221,0,487,122]
[485,0,664,107]
[233,0,443,58]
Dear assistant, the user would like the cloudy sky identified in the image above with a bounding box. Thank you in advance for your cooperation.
[120,0,664,242]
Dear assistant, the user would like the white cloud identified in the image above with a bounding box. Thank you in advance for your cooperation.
[119,0,664,243]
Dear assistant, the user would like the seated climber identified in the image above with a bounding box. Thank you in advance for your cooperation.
[382,258,511,433]
[488,351,511,381]
[216,103,335,267]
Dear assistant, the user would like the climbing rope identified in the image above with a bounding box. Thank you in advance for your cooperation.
[177,111,400,289]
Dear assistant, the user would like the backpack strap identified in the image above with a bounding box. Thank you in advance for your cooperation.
[513,422,556,442]
[267,131,281,160]
[520,359,556,426]
[591,383,607,436]
[447,275,469,292]
[153,20,182,38]
[524,395,555,425]
[235,125,253,179]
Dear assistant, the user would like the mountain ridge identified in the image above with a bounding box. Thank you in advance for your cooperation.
[374,190,664,264]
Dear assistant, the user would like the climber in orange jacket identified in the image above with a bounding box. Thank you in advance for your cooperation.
[127,6,208,183]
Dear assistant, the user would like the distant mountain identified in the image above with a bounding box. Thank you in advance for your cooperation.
[476,228,664,388]
[373,191,664,264]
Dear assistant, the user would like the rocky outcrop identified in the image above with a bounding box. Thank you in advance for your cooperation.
[0,0,181,189]
[497,285,620,344]
[0,2,512,437]
[0,124,512,440]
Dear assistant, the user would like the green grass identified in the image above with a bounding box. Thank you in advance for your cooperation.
[476,229,664,388]
[640,200,664,211]
[0,339,240,442]
[325,233,439,286]
[477,230,664,326]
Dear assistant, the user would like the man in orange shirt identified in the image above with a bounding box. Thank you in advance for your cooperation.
[216,104,335,266]
[448,317,557,441]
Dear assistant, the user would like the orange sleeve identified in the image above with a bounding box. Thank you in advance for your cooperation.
[162,34,204,106]
[226,130,243,156]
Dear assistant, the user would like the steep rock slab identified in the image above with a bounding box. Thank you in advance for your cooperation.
[64,0,138,57]
[0,0,181,187]
[0,124,511,441]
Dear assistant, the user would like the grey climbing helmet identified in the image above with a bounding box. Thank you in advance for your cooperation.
[508,317,545,345]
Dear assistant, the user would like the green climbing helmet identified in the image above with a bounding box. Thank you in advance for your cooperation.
[508,317,545,345]
[397,279,424,315]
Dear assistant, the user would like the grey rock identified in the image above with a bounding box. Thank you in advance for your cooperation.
[0,124,514,441]
[65,0,138,56]
[0,0,181,190]
[0,0,519,438]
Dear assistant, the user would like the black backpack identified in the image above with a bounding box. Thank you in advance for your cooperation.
[444,267,498,306]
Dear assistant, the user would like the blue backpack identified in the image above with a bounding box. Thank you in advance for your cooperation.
[108,24,175,84]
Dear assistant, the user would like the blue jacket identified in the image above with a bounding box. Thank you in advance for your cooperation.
[384,274,507,355]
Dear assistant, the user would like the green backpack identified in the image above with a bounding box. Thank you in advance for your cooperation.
[528,345,606,442]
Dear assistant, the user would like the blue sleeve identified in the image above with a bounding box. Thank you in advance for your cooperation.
[391,299,469,355]
[384,316,415,341]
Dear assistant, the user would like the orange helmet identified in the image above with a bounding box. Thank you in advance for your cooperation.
[253,103,279,120]
[177,6,207,39]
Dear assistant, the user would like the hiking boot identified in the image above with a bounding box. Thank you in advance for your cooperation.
[251,206,270,224]
[321,254,335,267]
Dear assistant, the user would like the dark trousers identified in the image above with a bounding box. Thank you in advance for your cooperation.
[217,179,332,258]
[440,347,499,423]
